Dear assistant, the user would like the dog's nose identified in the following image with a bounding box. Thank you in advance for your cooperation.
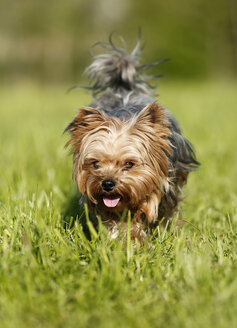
[101,179,116,192]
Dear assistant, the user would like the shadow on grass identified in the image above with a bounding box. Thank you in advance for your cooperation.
[62,192,92,239]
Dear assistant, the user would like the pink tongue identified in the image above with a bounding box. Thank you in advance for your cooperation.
[103,196,121,208]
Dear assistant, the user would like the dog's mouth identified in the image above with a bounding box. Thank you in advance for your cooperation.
[102,195,121,208]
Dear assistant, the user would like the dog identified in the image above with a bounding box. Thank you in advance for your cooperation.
[65,37,199,243]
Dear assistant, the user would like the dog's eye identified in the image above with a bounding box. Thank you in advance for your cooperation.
[92,161,100,169]
[124,161,134,169]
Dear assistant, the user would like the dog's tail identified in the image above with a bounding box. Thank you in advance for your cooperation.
[81,34,168,95]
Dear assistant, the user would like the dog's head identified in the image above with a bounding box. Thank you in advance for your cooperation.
[65,102,171,222]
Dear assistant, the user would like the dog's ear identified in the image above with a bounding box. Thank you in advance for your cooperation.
[64,107,106,150]
[64,107,106,135]
[134,102,168,128]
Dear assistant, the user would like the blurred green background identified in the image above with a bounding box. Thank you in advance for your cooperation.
[1,0,237,85]
[0,3,237,327]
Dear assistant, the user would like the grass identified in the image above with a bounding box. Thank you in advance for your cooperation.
[0,80,237,328]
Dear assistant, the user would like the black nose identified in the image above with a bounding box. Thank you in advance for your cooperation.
[101,179,116,192]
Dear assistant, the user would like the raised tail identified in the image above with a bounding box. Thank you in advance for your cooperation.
[82,35,168,95]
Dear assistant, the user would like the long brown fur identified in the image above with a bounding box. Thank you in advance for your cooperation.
[66,103,171,231]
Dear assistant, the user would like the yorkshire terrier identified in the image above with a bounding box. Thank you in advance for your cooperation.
[65,37,199,243]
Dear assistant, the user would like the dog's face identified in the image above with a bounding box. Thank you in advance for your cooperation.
[66,102,171,222]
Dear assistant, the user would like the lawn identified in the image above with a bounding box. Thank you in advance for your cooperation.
[0,80,236,328]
